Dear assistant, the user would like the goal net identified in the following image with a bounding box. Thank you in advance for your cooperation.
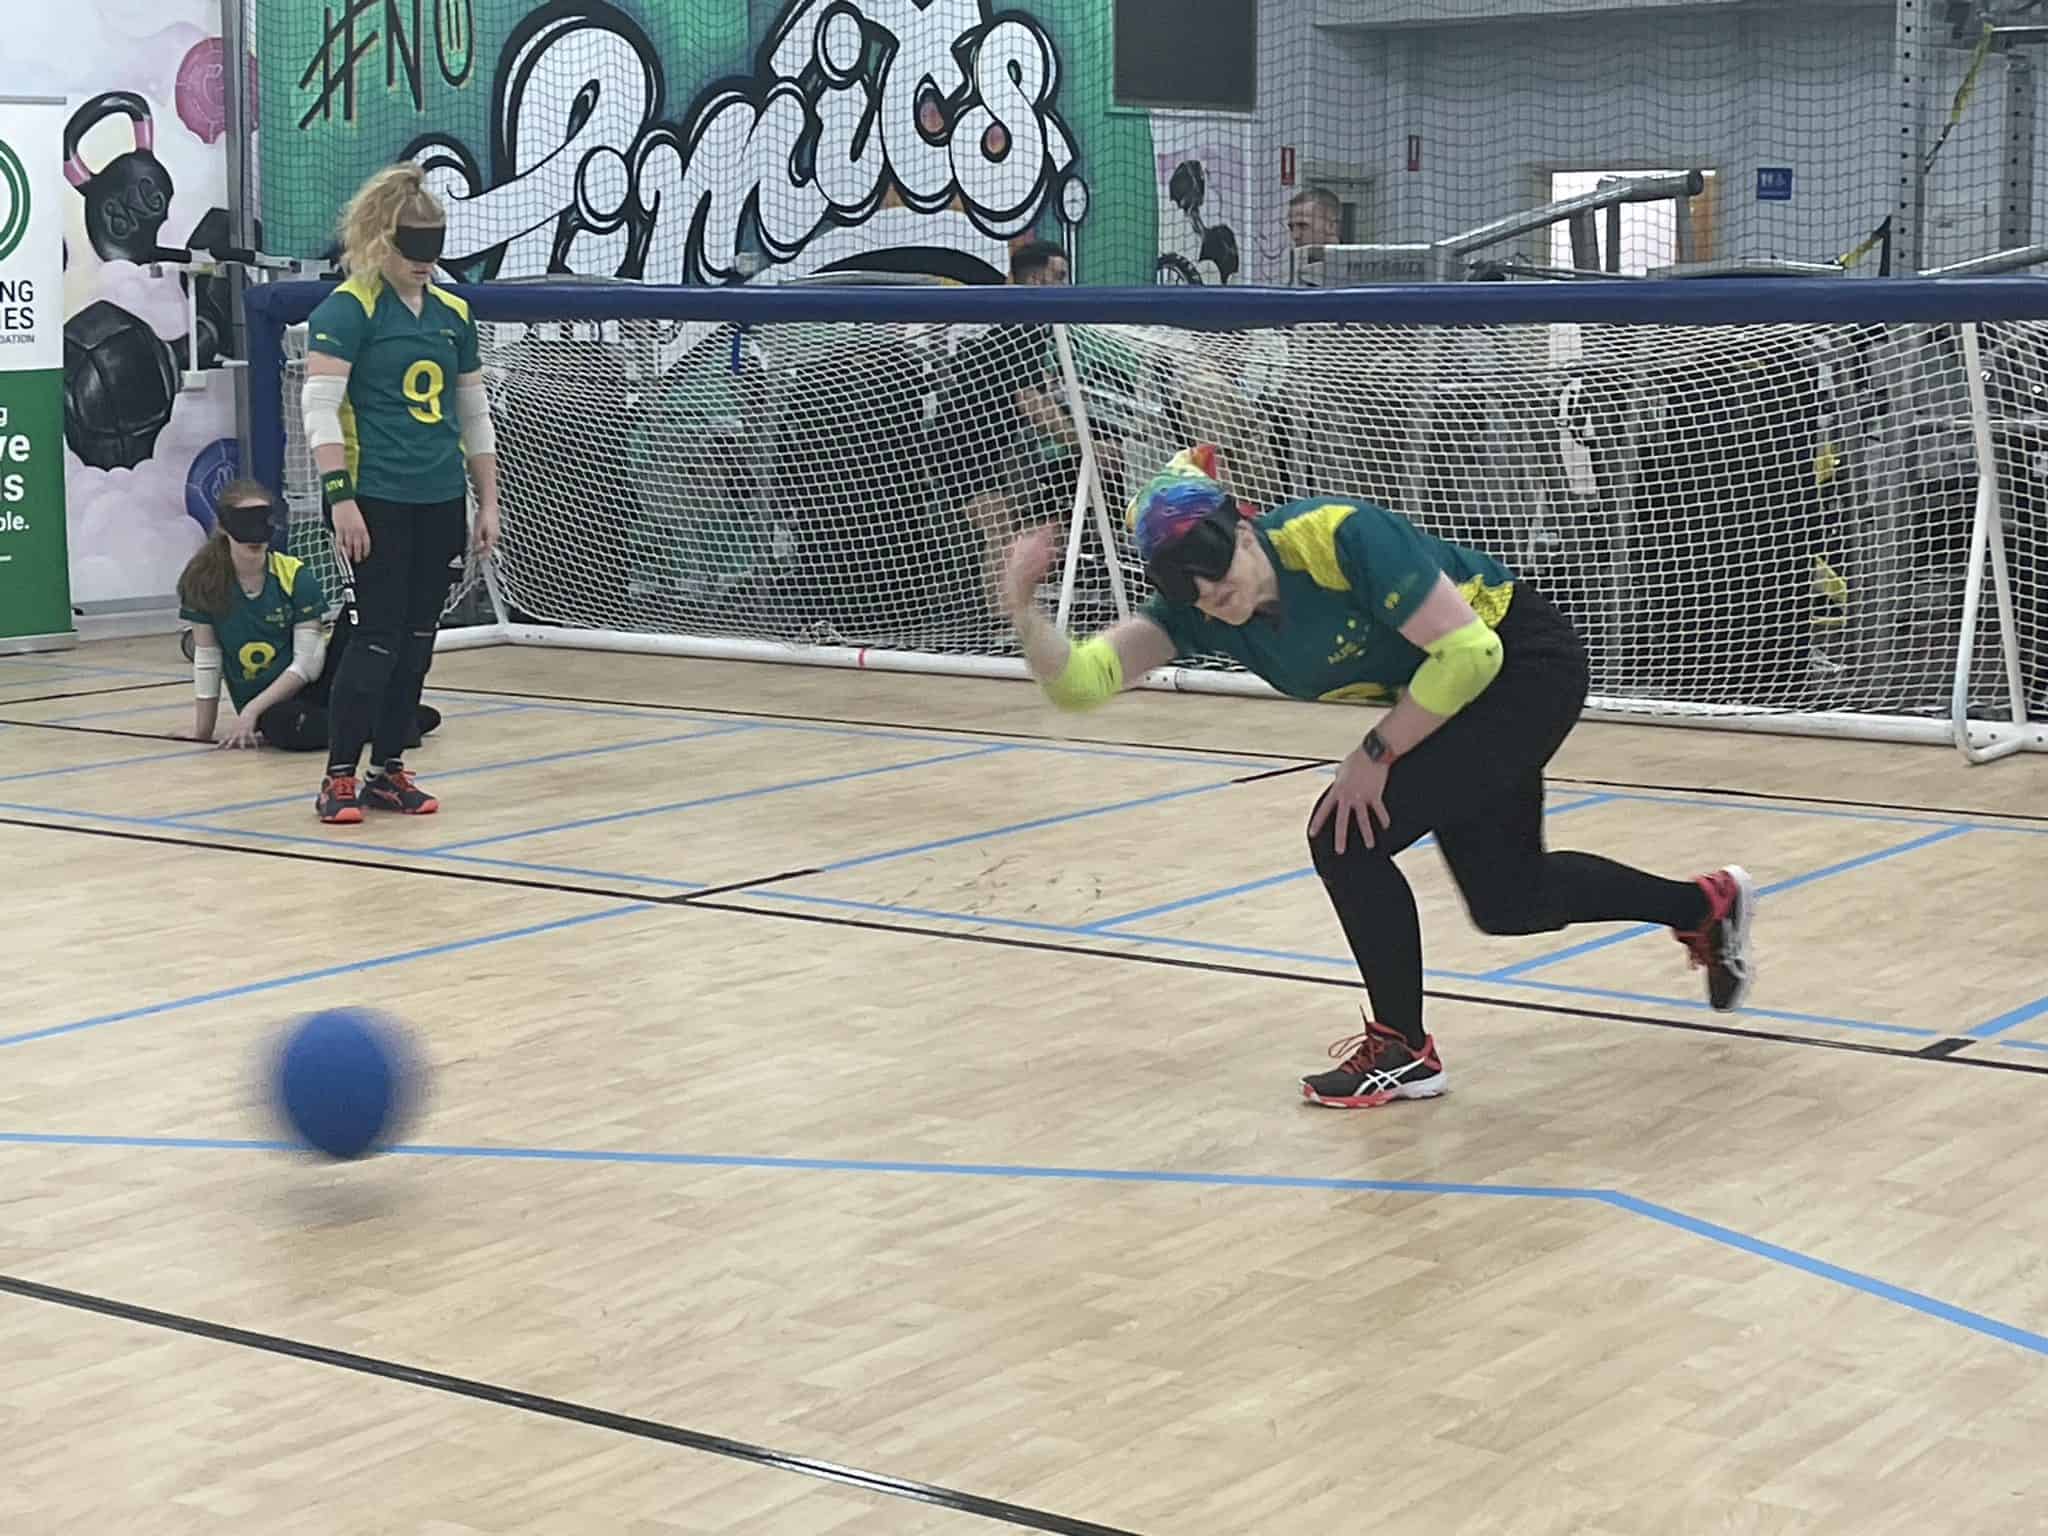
[243,278,2046,761]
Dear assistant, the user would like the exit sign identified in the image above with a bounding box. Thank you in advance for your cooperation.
[1757,167,1794,202]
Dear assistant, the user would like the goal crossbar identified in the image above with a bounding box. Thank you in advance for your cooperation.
[243,277,2048,764]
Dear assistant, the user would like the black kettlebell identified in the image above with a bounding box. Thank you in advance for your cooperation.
[64,92,174,264]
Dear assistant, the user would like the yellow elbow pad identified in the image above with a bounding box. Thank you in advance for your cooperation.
[1406,618,1503,715]
[1042,635,1125,711]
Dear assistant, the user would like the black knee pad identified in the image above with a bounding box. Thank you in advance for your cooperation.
[337,629,400,696]
[402,628,437,681]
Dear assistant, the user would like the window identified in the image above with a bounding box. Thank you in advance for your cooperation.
[1546,169,1715,275]
[1114,0,1257,113]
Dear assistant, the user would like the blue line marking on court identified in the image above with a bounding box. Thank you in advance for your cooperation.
[0,657,188,681]
[1487,976,1941,1037]
[428,743,1017,854]
[0,797,708,891]
[1968,992,2048,1041]
[1081,793,1619,932]
[811,776,1247,876]
[0,904,650,1051]
[428,689,1281,771]
[201,722,763,815]
[1,1130,2040,1358]
[1082,868,1319,932]
[1481,824,1973,982]
[1595,1192,2048,1357]
[0,745,218,784]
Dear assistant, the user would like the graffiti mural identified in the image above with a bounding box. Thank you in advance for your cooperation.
[262,0,1181,285]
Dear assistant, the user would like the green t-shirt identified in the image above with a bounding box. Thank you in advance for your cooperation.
[179,551,328,711]
[306,275,482,502]
[1139,497,1517,704]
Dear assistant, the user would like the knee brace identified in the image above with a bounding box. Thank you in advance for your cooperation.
[337,628,400,696]
[401,627,438,682]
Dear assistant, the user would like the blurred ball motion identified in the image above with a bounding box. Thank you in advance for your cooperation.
[274,1009,419,1160]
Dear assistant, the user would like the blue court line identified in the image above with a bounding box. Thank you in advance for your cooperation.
[0,744,217,784]
[0,798,707,893]
[427,743,1018,854]
[0,1132,2040,1359]
[1481,825,1974,983]
[31,694,535,727]
[429,690,1281,772]
[810,776,1248,876]
[1969,993,2048,1041]
[200,722,763,815]
[1595,1192,2048,1356]
[0,657,188,681]
[1080,793,1620,933]
[1598,788,2048,837]
[0,904,651,1051]
[745,888,1924,1039]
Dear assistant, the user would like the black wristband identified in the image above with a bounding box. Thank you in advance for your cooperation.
[1361,727,1396,764]
[321,469,356,507]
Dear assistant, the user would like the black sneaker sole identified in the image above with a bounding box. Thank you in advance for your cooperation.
[1301,1068,1449,1110]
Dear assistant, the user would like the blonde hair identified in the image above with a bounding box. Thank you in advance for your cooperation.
[339,164,445,278]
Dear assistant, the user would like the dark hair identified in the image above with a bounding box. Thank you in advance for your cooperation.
[1009,238,1066,282]
[176,478,275,620]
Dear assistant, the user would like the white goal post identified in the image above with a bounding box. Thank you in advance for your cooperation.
[242,276,2047,764]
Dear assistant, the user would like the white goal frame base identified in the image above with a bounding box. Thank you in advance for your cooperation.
[431,621,2048,761]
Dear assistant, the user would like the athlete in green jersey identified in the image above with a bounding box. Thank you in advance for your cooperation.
[301,164,500,824]
[1002,445,1756,1108]
[173,480,441,752]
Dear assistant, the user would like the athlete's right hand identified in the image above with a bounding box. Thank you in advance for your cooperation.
[999,524,1061,618]
[331,500,371,563]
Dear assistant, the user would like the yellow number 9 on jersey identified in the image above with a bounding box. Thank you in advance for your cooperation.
[239,640,277,681]
[404,360,446,425]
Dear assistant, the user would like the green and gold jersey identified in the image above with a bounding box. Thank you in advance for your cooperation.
[306,275,481,503]
[179,551,328,711]
[1139,497,1517,704]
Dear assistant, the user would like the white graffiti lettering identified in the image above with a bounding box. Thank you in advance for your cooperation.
[401,0,1085,285]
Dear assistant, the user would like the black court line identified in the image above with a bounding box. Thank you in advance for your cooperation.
[0,1271,1145,1536]
[0,680,186,711]
[0,717,182,742]
[1549,773,2048,828]
[436,683,2041,825]
[5,808,2043,1078]
[1230,760,1333,786]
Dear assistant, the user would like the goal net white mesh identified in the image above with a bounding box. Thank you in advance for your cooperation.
[276,303,2046,734]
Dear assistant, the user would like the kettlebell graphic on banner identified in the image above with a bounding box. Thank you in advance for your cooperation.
[64,92,174,264]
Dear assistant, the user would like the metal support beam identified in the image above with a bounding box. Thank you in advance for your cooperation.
[221,0,256,478]
[2002,51,2036,250]
[1896,0,1932,275]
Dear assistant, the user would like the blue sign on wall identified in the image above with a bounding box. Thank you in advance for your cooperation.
[1757,167,1794,202]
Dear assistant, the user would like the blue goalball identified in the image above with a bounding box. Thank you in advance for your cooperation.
[274,1008,418,1160]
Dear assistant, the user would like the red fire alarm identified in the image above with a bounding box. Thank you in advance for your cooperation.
[1280,147,1296,186]
[1407,135,1422,173]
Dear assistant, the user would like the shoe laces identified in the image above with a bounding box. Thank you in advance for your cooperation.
[379,768,416,790]
[1326,1023,1394,1073]
[326,774,359,798]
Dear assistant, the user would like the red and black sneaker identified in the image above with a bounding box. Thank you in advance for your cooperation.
[1675,866,1756,1012]
[316,773,363,825]
[1301,1017,1448,1109]
[362,766,439,816]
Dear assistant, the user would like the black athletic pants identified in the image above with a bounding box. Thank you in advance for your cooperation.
[324,494,467,776]
[254,609,442,751]
[1307,584,1709,1047]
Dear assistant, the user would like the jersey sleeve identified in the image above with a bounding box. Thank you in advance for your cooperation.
[1334,504,1450,630]
[178,604,212,626]
[456,310,482,374]
[306,292,369,365]
[289,564,328,625]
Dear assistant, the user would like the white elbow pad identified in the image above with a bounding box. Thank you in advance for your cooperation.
[286,622,326,684]
[455,377,496,457]
[302,374,347,451]
[193,644,222,700]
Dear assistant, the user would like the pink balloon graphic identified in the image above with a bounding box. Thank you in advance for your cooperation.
[176,38,257,145]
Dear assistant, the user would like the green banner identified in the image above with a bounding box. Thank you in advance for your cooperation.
[0,96,72,647]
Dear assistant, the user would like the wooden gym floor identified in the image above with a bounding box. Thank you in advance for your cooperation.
[2,635,2046,1535]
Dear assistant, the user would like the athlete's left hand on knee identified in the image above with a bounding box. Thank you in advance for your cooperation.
[1311,748,1392,854]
